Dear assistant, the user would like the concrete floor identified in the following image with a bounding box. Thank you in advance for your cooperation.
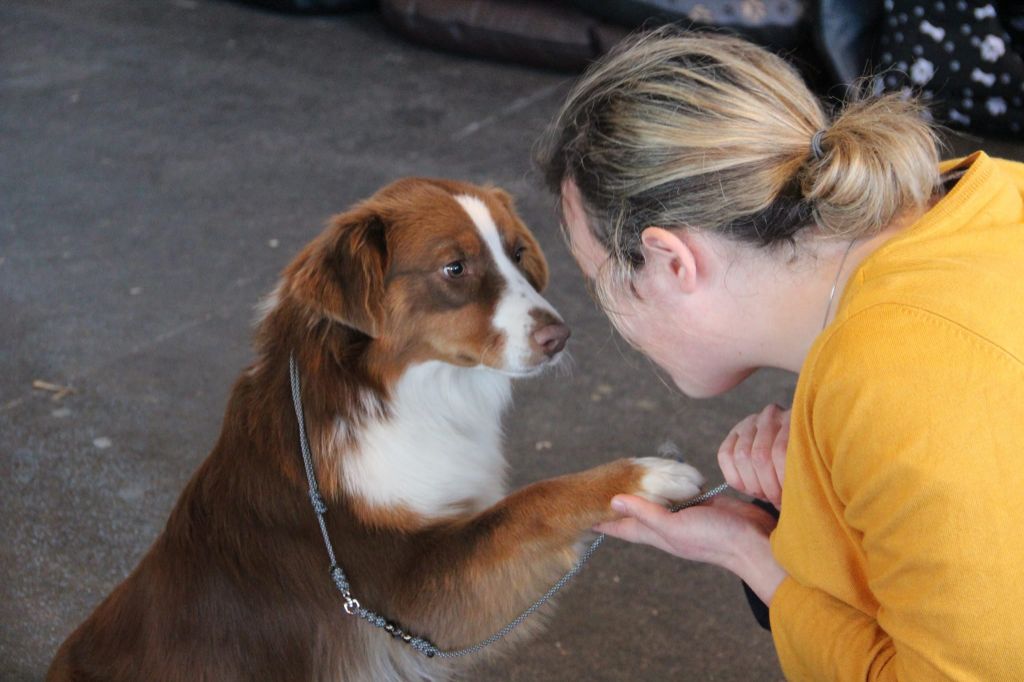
[2,2,1021,680]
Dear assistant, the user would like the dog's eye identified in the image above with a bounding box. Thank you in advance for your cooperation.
[513,246,525,263]
[442,261,466,279]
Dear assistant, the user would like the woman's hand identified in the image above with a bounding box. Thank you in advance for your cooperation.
[595,495,787,605]
[593,405,794,605]
[718,404,790,509]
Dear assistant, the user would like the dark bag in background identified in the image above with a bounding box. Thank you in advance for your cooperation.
[379,0,628,71]
[240,0,374,12]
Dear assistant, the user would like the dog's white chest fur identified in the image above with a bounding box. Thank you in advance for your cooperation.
[342,362,513,518]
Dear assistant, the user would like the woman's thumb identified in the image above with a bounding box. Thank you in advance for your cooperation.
[611,494,673,528]
[598,495,677,548]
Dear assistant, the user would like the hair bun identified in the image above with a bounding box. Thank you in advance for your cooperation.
[801,92,941,238]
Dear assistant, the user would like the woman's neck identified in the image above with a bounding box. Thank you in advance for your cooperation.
[743,208,926,374]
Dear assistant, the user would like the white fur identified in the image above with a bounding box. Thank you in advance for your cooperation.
[253,279,284,325]
[454,194,561,374]
[342,361,512,518]
[317,625,450,682]
[246,280,286,376]
[329,392,382,447]
[338,625,450,682]
[632,457,705,506]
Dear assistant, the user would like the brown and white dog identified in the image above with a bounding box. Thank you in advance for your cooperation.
[47,178,704,682]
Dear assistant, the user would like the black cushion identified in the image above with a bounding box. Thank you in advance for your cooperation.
[566,0,810,52]
[380,0,629,71]
[236,0,374,12]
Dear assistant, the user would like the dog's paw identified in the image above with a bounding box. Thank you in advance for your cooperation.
[630,457,705,506]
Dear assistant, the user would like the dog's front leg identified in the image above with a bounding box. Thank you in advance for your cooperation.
[479,456,704,547]
[396,457,703,653]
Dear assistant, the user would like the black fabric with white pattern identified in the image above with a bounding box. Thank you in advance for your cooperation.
[875,0,1023,137]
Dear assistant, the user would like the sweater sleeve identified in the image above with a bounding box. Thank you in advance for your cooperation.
[770,578,898,679]
[770,305,1024,681]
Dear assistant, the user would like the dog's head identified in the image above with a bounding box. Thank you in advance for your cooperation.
[282,178,568,376]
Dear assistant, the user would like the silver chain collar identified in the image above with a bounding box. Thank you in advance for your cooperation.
[288,353,729,658]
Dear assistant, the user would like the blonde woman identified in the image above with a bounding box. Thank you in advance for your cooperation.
[537,29,1024,679]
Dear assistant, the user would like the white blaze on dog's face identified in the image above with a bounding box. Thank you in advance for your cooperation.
[290,178,569,376]
[452,193,568,375]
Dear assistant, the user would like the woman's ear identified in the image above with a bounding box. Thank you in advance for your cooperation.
[640,227,698,293]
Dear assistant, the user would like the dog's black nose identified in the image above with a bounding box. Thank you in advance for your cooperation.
[533,323,570,357]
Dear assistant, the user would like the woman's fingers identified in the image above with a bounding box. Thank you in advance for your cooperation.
[771,411,790,506]
[751,405,783,506]
[717,430,742,490]
[722,414,760,493]
[719,404,790,507]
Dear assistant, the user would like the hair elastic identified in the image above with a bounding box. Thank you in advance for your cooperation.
[810,129,827,160]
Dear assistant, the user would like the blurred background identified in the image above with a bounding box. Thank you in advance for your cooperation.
[2,1,1021,680]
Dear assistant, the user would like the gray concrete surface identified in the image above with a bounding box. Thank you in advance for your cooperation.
[2,2,1022,680]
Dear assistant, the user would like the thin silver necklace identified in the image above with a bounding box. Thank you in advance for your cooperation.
[821,239,858,331]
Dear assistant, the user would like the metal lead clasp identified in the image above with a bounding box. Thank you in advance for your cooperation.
[343,595,360,615]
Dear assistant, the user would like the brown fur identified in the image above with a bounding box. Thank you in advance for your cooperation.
[47,179,661,682]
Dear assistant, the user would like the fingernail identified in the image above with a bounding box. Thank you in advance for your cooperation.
[611,497,626,512]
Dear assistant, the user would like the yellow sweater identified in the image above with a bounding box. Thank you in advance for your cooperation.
[770,152,1024,680]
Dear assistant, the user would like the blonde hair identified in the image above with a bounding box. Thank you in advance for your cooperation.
[536,28,941,273]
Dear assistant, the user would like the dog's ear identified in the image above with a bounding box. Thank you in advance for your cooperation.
[488,186,516,212]
[288,205,389,337]
[488,186,549,292]
[518,228,549,293]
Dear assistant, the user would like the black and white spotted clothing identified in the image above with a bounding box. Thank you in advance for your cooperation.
[875,0,1023,137]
